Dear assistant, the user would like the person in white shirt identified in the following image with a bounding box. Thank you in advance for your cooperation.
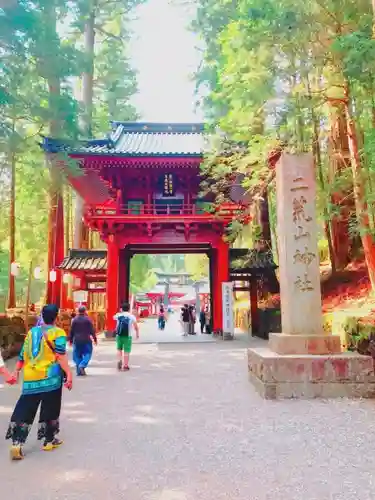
[0,351,16,384]
[113,302,139,371]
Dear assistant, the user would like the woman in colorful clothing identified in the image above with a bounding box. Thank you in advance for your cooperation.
[5,304,73,461]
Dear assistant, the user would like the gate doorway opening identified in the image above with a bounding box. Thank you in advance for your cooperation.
[125,249,213,342]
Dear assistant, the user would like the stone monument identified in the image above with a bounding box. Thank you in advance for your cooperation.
[247,153,375,398]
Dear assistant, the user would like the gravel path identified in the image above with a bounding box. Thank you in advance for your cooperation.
[1,338,375,500]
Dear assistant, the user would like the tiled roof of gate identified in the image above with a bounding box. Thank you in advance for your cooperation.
[59,250,107,271]
[41,122,206,157]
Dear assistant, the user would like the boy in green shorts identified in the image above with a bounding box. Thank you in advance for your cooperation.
[114,303,139,371]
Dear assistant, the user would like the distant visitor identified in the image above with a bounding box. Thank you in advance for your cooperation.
[69,306,97,376]
[114,303,140,371]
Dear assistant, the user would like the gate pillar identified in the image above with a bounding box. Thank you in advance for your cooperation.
[212,238,229,332]
[119,248,130,306]
[105,236,119,331]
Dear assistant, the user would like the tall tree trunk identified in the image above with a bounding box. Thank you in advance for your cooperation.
[328,104,352,270]
[7,148,16,309]
[82,6,96,137]
[311,105,337,273]
[44,2,64,305]
[344,83,375,289]
[74,2,97,249]
[65,187,71,254]
[306,74,336,272]
[256,191,272,250]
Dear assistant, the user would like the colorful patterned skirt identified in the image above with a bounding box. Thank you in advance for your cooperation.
[5,385,62,445]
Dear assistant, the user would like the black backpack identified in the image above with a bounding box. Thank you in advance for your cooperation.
[116,316,130,337]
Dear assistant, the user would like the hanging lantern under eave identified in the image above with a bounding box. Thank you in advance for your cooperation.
[49,270,57,283]
[33,266,42,280]
[10,262,20,277]
[63,273,71,284]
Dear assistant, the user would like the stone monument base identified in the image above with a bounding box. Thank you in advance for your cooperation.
[248,347,375,399]
[270,333,342,355]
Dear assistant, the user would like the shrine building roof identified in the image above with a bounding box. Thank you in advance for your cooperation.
[41,122,205,157]
[59,249,107,271]
[59,249,277,274]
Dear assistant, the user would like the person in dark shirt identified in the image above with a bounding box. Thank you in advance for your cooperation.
[188,305,196,335]
[199,307,206,334]
[69,306,97,376]
[181,305,189,336]
[158,305,166,330]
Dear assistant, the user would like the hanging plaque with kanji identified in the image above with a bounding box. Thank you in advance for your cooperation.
[163,173,175,196]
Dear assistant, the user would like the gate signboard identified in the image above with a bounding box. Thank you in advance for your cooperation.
[222,282,234,339]
[73,290,88,305]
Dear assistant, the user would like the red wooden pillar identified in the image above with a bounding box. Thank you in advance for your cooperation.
[118,248,130,306]
[60,277,68,310]
[105,236,119,331]
[50,195,64,307]
[118,249,126,306]
[212,238,229,332]
[125,251,130,303]
[116,189,122,213]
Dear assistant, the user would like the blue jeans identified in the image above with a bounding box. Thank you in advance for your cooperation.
[73,343,93,373]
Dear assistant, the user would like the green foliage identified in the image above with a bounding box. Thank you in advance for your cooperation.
[149,255,186,274]
[193,0,375,265]
[0,0,141,306]
[184,254,209,280]
[81,0,141,134]
[130,255,157,293]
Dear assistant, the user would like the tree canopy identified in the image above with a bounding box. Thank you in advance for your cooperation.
[0,0,140,305]
[192,0,375,285]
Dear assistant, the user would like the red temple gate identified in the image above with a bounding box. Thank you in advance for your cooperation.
[43,122,243,333]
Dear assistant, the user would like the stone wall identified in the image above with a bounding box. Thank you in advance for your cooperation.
[0,314,31,361]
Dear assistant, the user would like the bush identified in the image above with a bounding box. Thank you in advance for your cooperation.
[329,310,374,354]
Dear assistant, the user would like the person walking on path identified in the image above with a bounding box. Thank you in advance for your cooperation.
[181,304,189,336]
[158,305,166,330]
[69,306,97,376]
[0,351,16,385]
[5,304,73,461]
[199,307,206,334]
[188,305,196,335]
[204,306,212,334]
[114,302,139,371]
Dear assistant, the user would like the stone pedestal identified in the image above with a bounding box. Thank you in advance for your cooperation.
[247,154,364,399]
[248,348,375,399]
[269,333,341,355]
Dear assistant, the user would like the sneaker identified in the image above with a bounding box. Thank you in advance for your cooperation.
[43,438,63,451]
[79,367,86,376]
[122,366,130,371]
[10,444,24,461]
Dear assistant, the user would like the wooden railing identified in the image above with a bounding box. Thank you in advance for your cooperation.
[87,202,242,219]
[120,203,212,216]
